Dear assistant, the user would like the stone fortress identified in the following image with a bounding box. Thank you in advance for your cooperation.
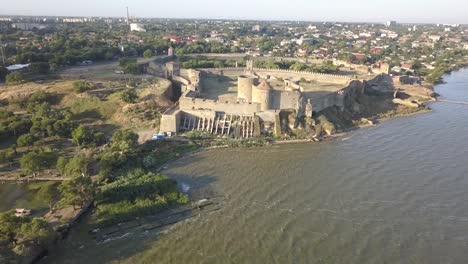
[158,56,389,138]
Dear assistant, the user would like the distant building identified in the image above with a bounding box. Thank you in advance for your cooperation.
[12,23,48,30]
[252,25,263,32]
[386,21,397,27]
[429,35,441,42]
[205,36,225,43]
[63,18,85,23]
[130,23,146,32]
[352,53,367,60]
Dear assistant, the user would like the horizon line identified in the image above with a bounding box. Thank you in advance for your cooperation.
[0,13,465,26]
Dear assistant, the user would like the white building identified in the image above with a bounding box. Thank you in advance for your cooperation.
[130,23,146,32]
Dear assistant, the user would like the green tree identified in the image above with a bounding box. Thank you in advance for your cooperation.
[37,183,60,212]
[71,125,89,146]
[5,72,24,85]
[20,151,57,175]
[143,49,153,58]
[71,125,105,147]
[17,133,37,148]
[30,62,50,75]
[59,174,95,209]
[16,217,56,246]
[63,154,91,177]
[56,157,68,175]
[0,66,7,81]
[111,129,139,152]
[0,211,56,258]
[123,63,139,74]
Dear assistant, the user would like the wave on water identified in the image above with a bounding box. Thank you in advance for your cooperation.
[180,183,191,193]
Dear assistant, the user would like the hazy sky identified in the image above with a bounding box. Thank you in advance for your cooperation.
[1,0,466,24]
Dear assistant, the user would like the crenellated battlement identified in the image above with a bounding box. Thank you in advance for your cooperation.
[196,67,353,85]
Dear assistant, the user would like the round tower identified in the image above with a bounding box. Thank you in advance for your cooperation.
[238,75,256,102]
[252,80,272,111]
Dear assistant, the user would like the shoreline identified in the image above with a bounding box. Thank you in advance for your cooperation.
[158,105,433,174]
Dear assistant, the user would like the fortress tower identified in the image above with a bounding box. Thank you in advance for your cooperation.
[252,80,272,111]
[165,61,180,79]
[238,75,257,102]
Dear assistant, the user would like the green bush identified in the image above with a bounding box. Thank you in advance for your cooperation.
[120,89,138,103]
[20,151,57,175]
[73,80,92,93]
[71,125,106,147]
[5,72,24,85]
[0,150,15,164]
[143,49,153,58]
[30,62,50,75]
[0,211,56,260]
[17,133,37,147]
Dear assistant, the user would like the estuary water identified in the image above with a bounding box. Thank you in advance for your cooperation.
[44,69,468,263]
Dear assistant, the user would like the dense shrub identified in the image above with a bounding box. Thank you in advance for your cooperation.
[5,72,24,85]
[95,171,189,226]
[20,151,58,175]
[73,80,92,93]
[71,125,106,147]
[120,89,138,103]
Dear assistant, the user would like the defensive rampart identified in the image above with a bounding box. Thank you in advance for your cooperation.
[196,67,352,85]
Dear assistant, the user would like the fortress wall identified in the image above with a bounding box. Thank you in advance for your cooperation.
[252,68,352,85]
[162,82,174,99]
[179,97,261,115]
[311,92,345,112]
[199,68,245,76]
[172,75,191,86]
[270,90,302,111]
[279,91,302,111]
[333,59,390,75]
[196,67,352,85]
[310,80,366,112]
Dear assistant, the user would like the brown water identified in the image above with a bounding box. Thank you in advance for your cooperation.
[42,69,468,263]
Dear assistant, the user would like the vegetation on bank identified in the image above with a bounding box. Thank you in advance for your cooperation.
[0,79,196,262]
[0,211,56,263]
[423,49,468,84]
[95,170,189,227]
